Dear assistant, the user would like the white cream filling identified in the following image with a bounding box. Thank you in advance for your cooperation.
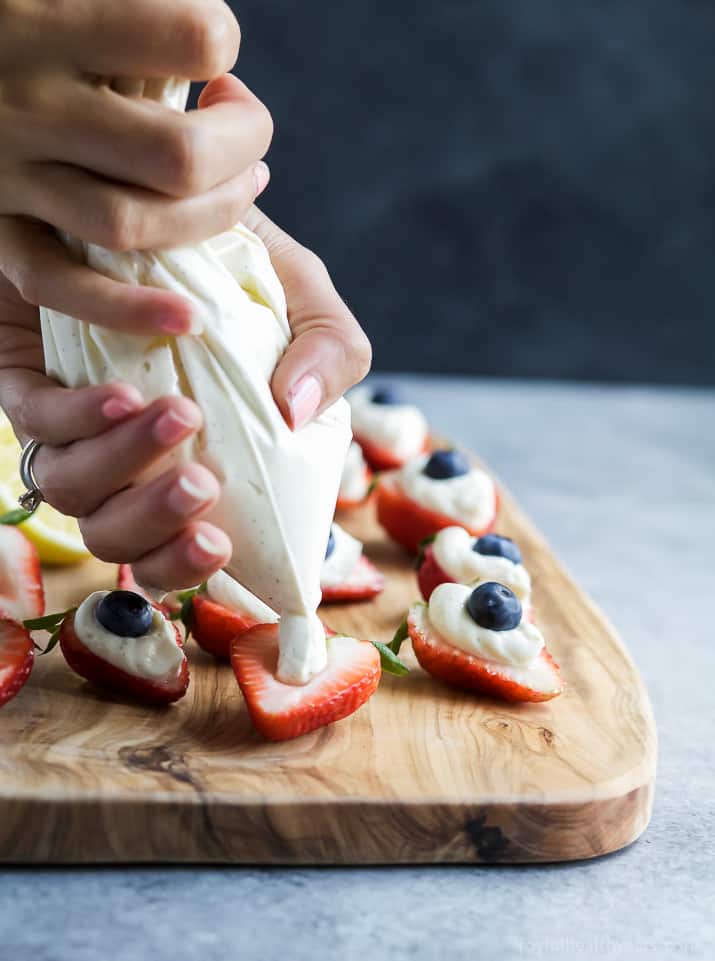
[431,526,531,600]
[206,571,279,624]
[321,524,363,588]
[348,385,428,461]
[339,441,370,502]
[427,582,543,667]
[396,455,496,529]
[74,591,184,681]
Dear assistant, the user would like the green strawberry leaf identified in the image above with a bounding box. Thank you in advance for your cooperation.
[169,583,207,640]
[23,608,76,654]
[372,641,409,676]
[414,533,436,570]
[389,616,409,655]
[0,508,31,526]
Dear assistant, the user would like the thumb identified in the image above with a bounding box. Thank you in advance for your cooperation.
[244,207,372,430]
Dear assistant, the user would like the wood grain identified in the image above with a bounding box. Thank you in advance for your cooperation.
[0,474,657,864]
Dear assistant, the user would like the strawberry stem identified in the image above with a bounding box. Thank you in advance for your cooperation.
[0,508,31,526]
[371,641,409,676]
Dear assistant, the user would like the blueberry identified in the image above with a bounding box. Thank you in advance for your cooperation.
[371,386,402,405]
[96,591,154,638]
[325,527,336,559]
[423,449,470,480]
[466,582,522,632]
[473,534,522,565]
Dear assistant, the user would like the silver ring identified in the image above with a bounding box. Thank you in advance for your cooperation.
[18,439,44,515]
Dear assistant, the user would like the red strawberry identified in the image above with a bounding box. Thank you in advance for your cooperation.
[116,564,178,616]
[0,526,44,622]
[416,543,455,601]
[353,433,430,472]
[321,554,385,604]
[376,476,499,554]
[59,609,189,705]
[191,593,264,660]
[0,620,34,708]
[336,464,374,511]
[407,603,562,703]
[231,622,381,740]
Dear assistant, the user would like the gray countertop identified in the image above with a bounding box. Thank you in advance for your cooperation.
[1,377,713,961]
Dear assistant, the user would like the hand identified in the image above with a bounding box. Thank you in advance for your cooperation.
[0,213,370,589]
[0,0,273,336]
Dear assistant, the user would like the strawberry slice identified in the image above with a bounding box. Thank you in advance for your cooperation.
[376,476,499,554]
[407,603,562,703]
[192,594,264,660]
[321,554,385,604]
[0,526,44,622]
[0,620,34,708]
[231,623,381,740]
[353,433,430,472]
[59,609,189,705]
[417,543,455,601]
[116,564,178,616]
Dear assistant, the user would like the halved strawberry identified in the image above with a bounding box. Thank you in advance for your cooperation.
[59,609,189,705]
[116,564,178,616]
[191,593,264,660]
[336,465,374,511]
[321,554,385,604]
[376,476,499,554]
[353,433,430,472]
[0,620,34,708]
[406,603,562,703]
[231,623,381,740]
[0,526,44,622]
[417,543,455,601]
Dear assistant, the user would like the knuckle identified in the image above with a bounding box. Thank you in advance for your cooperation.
[348,325,373,382]
[160,124,206,197]
[42,480,85,519]
[95,195,140,252]
[251,97,274,157]
[180,2,241,77]
[77,522,115,563]
[10,263,41,306]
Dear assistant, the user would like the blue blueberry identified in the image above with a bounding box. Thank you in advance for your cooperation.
[96,591,154,638]
[466,582,522,632]
[423,449,470,480]
[325,527,336,559]
[371,385,402,405]
[473,533,522,565]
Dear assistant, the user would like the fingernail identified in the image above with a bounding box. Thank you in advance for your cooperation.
[157,308,202,336]
[188,530,227,567]
[253,160,270,197]
[102,395,143,421]
[286,373,321,431]
[153,408,199,446]
[167,474,213,515]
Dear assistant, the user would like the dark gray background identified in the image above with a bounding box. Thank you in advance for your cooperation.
[224,1,714,385]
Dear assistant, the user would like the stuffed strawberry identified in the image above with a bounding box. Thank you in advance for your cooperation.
[117,564,179,617]
[396,581,562,703]
[183,571,279,660]
[348,384,430,471]
[376,449,498,554]
[231,622,383,740]
[336,441,373,511]
[321,523,384,604]
[417,528,531,608]
[54,590,189,704]
[0,620,35,708]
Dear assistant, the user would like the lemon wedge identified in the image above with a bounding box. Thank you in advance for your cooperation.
[0,411,90,565]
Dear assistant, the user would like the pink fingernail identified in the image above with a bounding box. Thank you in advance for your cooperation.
[102,395,143,421]
[153,408,199,446]
[157,309,201,335]
[286,374,321,431]
[253,160,270,197]
[188,530,227,567]
[167,474,213,515]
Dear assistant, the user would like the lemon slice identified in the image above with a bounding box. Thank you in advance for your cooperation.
[0,411,91,565]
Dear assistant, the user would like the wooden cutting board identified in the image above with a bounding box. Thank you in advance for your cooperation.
[0,471,656,865]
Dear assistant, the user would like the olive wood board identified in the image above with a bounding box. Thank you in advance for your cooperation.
[0,467,657,864]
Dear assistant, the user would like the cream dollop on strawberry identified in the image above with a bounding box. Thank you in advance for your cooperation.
[349,385,428,465]
[338,441,371,504]
[431,527,531,600]
[395,452,496,531]
[321,523,363,589]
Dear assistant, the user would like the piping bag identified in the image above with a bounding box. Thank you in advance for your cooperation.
[40,79,352,684]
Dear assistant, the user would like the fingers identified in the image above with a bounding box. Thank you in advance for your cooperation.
[2,0,241,80]
[131,522,232,591]
[0,368,145,446]
[10,161,267,252]
[32,397,202,517]
[244,208,372,429]
[0,219,196,335]
[24,75,272,199]
[79,462,220,564]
